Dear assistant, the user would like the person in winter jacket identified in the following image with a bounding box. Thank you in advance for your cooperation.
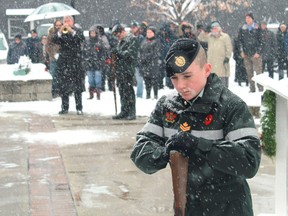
[159,23,179,89]
[276,22,288,80]
[26,29,42,63]
[131,38,261,216]
[52,16,85,115]
[139,26,161,99]
[7,34,29,64]
[83,26,110,100]
[259,21,276,78]
[179,21,197,40]
[130,21,145,98]
[233,37,248,86]
[238,12,263,92]
[111,24,137,120]
[198,21,232,88]
[45,20,62,98]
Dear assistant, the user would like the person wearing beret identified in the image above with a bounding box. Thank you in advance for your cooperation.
[130,38,261,215]
[111,24,137,120]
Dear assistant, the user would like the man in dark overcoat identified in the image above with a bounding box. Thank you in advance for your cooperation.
[52,16,85,115]
[111,24,137,120]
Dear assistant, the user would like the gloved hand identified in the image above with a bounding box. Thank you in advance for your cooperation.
[223,57,229,64]
[110,47,119,55]
[165,131,199,157]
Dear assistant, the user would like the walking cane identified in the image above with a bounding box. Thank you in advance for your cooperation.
[169,117,191,216]
[111,53,117,115]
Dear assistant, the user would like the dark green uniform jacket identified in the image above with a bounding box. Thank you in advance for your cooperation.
[131,73,261,216]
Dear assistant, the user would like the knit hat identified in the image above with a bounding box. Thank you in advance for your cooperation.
[245,11,254,20]
[147,26,157,34]
[211,21,221,28]
[165,38,201,77]
[15,34,22,40]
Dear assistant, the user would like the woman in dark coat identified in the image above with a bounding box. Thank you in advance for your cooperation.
[52,16,85,115]
[276,22,288,80]
[83,26,109,100]
[140,26,161,99]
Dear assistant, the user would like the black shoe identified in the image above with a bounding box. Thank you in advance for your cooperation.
[59,110,68,115]
[112,113,127,120]
[77,110,83,115]
[125,115,136,120]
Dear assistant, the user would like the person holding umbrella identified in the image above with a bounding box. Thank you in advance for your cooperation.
[52,15,85,115]
[130,39,261,215]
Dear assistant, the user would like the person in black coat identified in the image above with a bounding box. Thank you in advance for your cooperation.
[259,21,276,78]
[233,37,248,86]
[52,16,85,115]
[83,26,109,100]
[276,22,288,80]
[26,29,42,63]
[237,12,263,92]
[139,26,161,99]
[159,23,178,89]
[7,34,29,64]
[111,24,137,120]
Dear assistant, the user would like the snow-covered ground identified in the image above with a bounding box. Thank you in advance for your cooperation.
[0,59,267,117]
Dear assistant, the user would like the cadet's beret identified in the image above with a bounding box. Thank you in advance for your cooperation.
[112,24,124,34]
[165,38,200,77]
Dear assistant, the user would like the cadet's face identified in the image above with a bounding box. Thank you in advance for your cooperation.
[170,61,211,101]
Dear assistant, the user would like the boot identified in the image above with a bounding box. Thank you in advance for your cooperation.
[87,87,94,99]
[95,88,101,100]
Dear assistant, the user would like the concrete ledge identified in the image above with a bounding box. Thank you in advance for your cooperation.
[0,64,52,102]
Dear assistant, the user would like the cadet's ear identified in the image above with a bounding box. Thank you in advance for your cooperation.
[204,63,211,78]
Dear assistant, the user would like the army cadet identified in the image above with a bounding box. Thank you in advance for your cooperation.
[111,24,137,120]
[130,38,261,215]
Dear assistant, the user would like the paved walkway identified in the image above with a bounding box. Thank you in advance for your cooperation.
[0,111,275,216]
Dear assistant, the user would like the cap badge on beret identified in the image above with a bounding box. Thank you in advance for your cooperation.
[175,56,186,67]
[165,38,200,77]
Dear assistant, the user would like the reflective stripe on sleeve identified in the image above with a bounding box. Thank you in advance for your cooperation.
[226,128,258,141]
[142,122,164,137]
[141,123,257,141]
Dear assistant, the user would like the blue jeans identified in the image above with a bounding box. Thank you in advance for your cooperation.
[87,70,102,89]
[49,60,57,95]
[135,67,143,98]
